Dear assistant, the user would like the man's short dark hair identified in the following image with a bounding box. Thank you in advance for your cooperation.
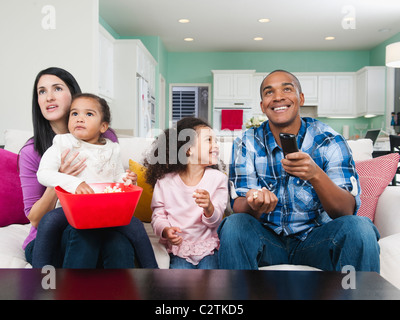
[259,69,302,99]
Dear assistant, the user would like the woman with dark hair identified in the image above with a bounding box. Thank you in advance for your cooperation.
[31,67,83,157]
[19,67,137,268]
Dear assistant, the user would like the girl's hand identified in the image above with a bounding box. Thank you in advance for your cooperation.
[162,226,183,246]
[75,181,95,194]
[59,149,86,176]
[193,189,214,217]
[123,169,137,186]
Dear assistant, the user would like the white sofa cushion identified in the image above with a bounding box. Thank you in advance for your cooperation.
[0,224,31,268]
[3,129,33,153]
[347,138,373,161]
[143,222,169,269]
[119,137,154,168]
[374,186,400,238]
[378,233,400,289]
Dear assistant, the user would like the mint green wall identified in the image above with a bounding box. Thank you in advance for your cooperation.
[167,50,370,84]
[166,50,371,131]
[370,32,400,66]
[318,116,384,139]
[100,15,399,135]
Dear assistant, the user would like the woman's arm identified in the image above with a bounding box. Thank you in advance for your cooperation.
[19,142,86,228]
[19,143,56,228]
[27,187,58,228]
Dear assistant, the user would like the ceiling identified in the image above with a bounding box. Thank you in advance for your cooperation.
[99,0,400,52]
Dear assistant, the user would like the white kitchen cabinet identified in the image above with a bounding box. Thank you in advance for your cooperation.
[356,67,386,117]
[136,43,157,94]
[252,73,266,114]
[212,70,255,101]
[113,39,157,136]
[336,75,356,115]
[317,74,355,117]
[99,26,114,99]
[318,76,336,116]
[294,74,318,106]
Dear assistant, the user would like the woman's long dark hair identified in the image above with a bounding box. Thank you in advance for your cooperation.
[31,67,81,156]
[143,117,221,188]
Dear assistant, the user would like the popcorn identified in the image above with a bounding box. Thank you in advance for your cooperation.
[103,185,123,193]
[252,189,263,199]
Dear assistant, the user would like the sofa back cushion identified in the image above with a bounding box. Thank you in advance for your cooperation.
[0,149,29,227]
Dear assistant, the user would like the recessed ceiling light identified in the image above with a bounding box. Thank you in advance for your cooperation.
[254,37,263,41]
[325,36,335,41]
[179,19,190,23]
[258,18,270,23]
[184,37,194,42]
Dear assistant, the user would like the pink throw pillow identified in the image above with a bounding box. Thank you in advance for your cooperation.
[355,153,400,221]
[0,149,29,227]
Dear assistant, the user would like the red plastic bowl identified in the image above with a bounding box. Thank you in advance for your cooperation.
[55,183,143,229]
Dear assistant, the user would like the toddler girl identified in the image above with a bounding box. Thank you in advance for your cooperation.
[144,117,228,269]
[35,93,158,268]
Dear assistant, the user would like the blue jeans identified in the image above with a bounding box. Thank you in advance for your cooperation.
[26,222,136,268]
[32,207,157,268]
[169,251,218,269]
[217,213,380,272]
[61,226,135,268]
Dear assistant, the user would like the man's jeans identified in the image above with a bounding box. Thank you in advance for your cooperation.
[217,213,380,272]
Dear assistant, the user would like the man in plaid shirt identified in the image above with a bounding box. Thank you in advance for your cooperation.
[218,70,380,271]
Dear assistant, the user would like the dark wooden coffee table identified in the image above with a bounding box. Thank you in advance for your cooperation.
[0,268,398,300]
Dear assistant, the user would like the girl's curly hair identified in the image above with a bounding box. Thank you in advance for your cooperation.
[143,117,223,187]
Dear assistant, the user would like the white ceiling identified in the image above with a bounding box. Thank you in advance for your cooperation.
[99,0,400,52]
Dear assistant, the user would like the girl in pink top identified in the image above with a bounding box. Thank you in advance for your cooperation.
[144,117,228,268]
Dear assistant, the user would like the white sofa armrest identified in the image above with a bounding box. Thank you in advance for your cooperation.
[374,186,400,239]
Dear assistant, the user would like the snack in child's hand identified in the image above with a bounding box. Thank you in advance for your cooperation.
[103,185,123,193]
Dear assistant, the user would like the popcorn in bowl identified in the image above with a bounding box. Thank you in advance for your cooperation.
[102,185,124,193]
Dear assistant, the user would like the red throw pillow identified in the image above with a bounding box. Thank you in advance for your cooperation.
[0,149,29,227]
[355,153,400,221]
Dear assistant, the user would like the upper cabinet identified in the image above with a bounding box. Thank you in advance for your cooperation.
[212,67,386,119]
[99,25,157,135]
[356,67,386,117]
[317,74,355,117]
[99,26,115,99]
[137,43,157,95]
[99,26,157,100]
[294,74,319,106]
[212,70,255,101]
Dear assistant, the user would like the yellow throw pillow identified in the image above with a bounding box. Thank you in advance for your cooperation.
[129,159,153,222]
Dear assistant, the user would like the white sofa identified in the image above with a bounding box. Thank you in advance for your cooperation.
[1,129,400,289]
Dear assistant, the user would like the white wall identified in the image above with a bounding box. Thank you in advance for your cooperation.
[0,0,99,145]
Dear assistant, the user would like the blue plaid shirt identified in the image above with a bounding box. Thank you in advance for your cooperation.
[229,117,361,241]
